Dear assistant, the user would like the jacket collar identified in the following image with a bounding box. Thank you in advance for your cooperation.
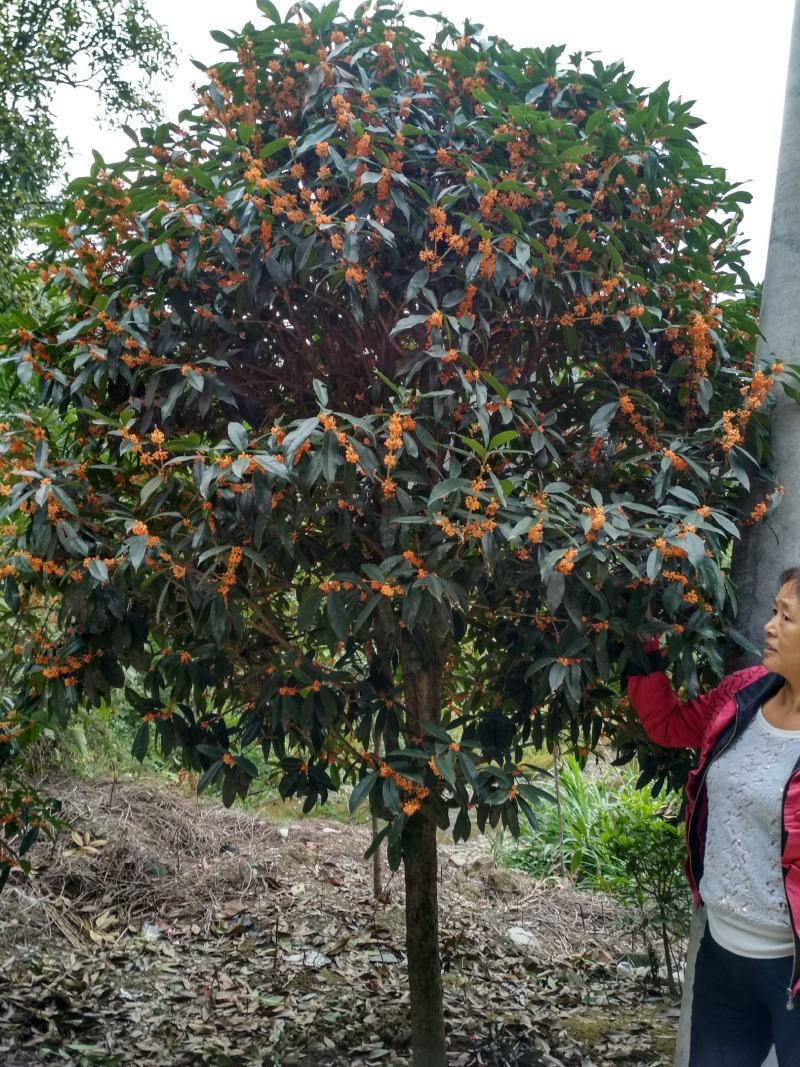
[735,671,786,724]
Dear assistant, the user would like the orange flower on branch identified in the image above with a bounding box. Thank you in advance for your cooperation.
[555,547,577,575]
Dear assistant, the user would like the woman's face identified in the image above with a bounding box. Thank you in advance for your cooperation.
[763,581,800,678]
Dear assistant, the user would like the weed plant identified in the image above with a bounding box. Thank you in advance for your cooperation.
[502,754,691,991]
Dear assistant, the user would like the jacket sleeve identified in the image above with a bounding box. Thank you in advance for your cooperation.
[624,638,759,749]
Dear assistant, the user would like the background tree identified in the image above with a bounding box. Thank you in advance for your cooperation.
[0,0,172,314]
[0,2,785,1062]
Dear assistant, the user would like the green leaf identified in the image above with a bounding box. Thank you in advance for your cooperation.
[589,401,619,435]
[549,662,566,691]
[545,571,565,612]
[406,269,429,301]
[197,760,223,794]
[349,771,378,814]
[256,0,281,22]
[140,475,164,504]
[154,243,173,267]
[422,721,452,743]
[297,587,323,631]
[584,109,607,135]
[433,749,457,790]
[57,318,95,344]
[295,122,338,156]
[726,626,761,657]
[132,722,150,762]
[259,136,291,159]
[326,590,349,641]
[88,558,109,583]
[389,314,428,337]
[364,822,390,860]
[282,416,319,461]
[668,486,700,507]
[488,430,518,450]
[682,532,707,567]
[227,422,249,450]
[353,594,380,634]
[428,478,467,507]
[56,521,90,556]
[646,549,662,582]
[127,535,148,571]
[4,576,19,614]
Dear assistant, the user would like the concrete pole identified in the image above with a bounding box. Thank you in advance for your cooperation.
[730,0,800,661]
[676,6,800,1064]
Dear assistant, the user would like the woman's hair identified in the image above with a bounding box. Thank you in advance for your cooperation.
[780,567,800,596]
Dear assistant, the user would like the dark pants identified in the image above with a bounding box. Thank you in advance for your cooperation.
[690,924,800,1066]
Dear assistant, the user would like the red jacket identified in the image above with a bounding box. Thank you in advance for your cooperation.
[626,643,800,1007]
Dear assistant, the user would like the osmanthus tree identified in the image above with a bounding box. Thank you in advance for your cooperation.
[0,1,788,1061]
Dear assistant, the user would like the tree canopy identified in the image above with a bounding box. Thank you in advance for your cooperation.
[0,0,172,312]
[0,0,790,1059]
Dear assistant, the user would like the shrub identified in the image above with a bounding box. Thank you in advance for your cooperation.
[504,753,689,989]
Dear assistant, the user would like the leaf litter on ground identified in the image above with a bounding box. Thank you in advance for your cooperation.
[0,775,681,1066]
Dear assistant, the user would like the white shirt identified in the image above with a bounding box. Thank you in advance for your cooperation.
[699,707,800,958]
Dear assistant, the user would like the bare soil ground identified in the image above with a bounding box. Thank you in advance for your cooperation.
[0,776,680,1066]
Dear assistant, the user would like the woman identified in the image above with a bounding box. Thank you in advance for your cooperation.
[625,566,800,1066]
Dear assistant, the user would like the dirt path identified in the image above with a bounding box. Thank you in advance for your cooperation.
[0,776,679,1066]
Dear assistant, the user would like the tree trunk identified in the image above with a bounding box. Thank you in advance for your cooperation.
[399,633,449,1067]
[729,0,800,668]
[372,733,383,899]
[404,811,446,1067]
[720,6,799,1059]
[673,906,704,1067]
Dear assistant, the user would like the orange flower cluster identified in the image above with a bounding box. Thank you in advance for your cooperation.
[420,206,469,273]
[721,410,743,452]
[218,546,243,604]
[334,429,360,465]
[143,704,175,724]
[456,284,477,320]
[618,391,660,450]
[0,708,29,746]
[583,505,605,531]
[526,522,544,544]
[368,576,404,599]
[477,237,496,280]
[434,513,459,538]
[652,537,687,560]
[555,547,578,575]
[688,314,714,376]
[35,646,102,686]
[376,759,430,814]
[663,449,688,471]
[741,368,775,411]
[743,487,783,526]
[321,579,354,594]
[462,516,498,541]
[587,436,605,463]
[662,570,689,586]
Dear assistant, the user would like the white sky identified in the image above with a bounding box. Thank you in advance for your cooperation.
[53,0,795,282]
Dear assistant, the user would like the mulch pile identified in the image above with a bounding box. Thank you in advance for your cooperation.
[0,776,680,1066]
